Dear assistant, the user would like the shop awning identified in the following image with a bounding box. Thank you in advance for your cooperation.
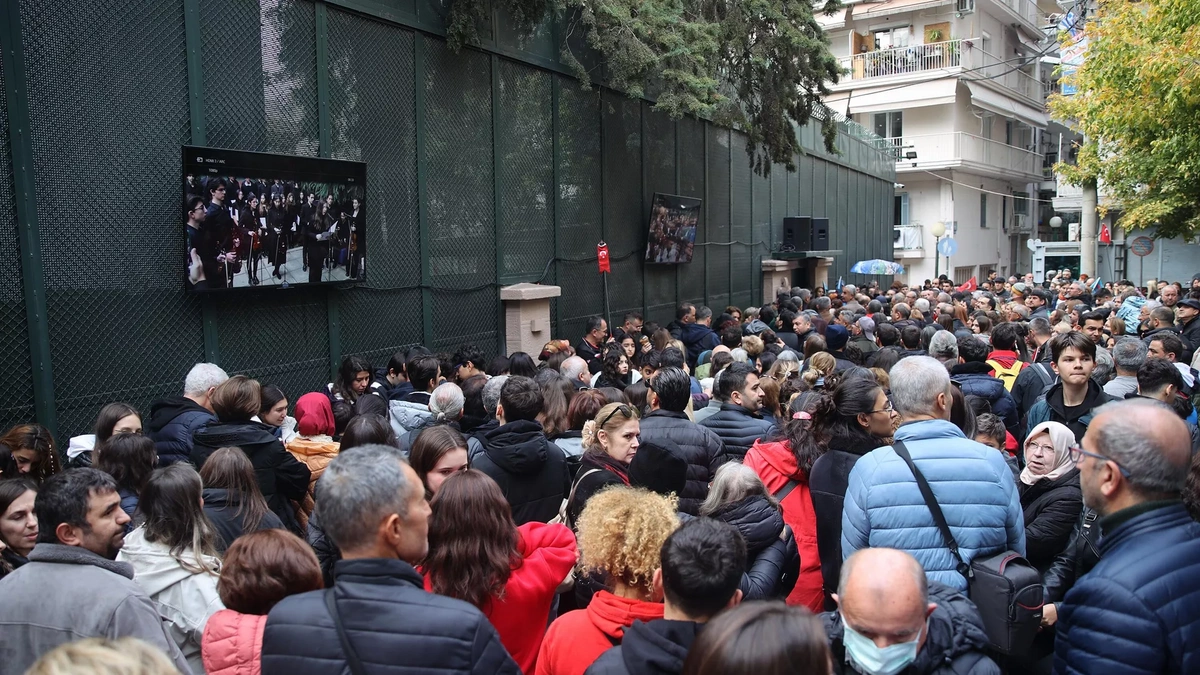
[825,79,958,116]
[851,0,953,19]
[815,7,847,30]
[966,81,1048,128]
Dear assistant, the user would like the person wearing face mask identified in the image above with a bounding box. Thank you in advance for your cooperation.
[0,469,192,675]
[822,548,1000,675]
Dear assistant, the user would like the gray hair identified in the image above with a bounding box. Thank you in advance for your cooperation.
[797,289,812,302]
[1029,316,1053,337]
[927,330,959,360]
[184,363,229,397]
[1112,337,1148,374]
[560,356,588,382]
[838,309,857,325]
[1093,399,1189,496]
[730,348,749,364]
[1009,303,1030,320]
[429,382,465,423]
[914,298,931,314]
[696,306,713,322]
[890,356,951,418]
[843,284,857,295]
[777,350,801,363]
[814,296,831,311]
[893,302,911,319]
[1091,347,1114,385]
[482,375,508,416]
[698,462,776,516]
[314,444,415,552]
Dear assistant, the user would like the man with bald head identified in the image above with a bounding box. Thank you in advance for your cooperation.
[822,548,999,675]
[560,355,591,390]
[1053,399,1200,674]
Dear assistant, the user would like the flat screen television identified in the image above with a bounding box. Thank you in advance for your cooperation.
[182,146,367,292]
[645,193,701,264]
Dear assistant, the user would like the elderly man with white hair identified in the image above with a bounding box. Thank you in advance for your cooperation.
[842,356,1025,592]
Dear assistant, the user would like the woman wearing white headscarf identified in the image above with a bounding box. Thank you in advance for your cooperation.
[1020,420,1083,572]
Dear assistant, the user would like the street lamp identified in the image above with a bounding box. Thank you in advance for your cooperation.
[930,221,947,279]
[1050,216,1063,229]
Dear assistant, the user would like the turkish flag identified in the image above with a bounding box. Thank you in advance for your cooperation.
[957,276,977,292]
[597,242,611,274]
[1099,222,1112,245]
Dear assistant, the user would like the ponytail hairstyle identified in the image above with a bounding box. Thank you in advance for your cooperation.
[777,391,833,476]
[582,402,640,455]
[824,371,888,450]
[801,352,836,388]
[429,382,465,424]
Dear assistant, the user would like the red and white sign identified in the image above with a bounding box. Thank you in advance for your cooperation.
[597,242,611,274]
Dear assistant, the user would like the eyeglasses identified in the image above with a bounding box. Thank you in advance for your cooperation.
[1068,443,1132,479]
[1026,443,1056,455]
[868,402,894,414]
[599,404,636,428]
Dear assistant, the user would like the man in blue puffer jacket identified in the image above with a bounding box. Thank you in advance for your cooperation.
[842,356,1025,591]
[1053,399,1200,675]
[144,362,227,466]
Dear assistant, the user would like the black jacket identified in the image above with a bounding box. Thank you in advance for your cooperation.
[202,487,285,553]
[709,495,800,601]
[576,338,604,374]
[261,558,519,675]
[585,620,701,675]
[1018,468,1083,572]
[192,421,311,535]
[144,396,217,466]
[307,510,341,588]
[949,362,1020,432]
[1180,316,1200,358]
[824,582,1001,675]
[566,453,629,527]
[638,410,727,515]
[698,404,778,461]
[1143,325,1194,363]
[808,428,882,609]
[1042,507,1101,605]
[1011,350,1055,420]
[473,419,570,525]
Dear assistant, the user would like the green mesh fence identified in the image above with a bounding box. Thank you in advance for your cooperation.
[3,0,894,438]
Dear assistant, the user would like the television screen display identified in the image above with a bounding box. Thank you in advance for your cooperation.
[182,146,367,291]
[645,193,701,264]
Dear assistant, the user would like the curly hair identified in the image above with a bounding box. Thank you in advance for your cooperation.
[575,486,678,594]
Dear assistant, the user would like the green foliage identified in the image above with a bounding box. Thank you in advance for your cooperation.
[446,0,842,173]
[1050,0,1200,238]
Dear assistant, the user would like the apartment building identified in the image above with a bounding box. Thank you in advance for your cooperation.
[820,0,1057,284]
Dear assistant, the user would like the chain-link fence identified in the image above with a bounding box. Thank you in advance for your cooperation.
[1,0,895,439]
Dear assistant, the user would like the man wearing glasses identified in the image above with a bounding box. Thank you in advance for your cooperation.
[1053,399,1199,674]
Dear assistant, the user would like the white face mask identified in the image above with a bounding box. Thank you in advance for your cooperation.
[842,615,925,675]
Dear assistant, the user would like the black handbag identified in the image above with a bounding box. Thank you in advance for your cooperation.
[892,440,1044,655]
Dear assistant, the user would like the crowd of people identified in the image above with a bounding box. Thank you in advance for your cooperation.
[1,269,1199,674]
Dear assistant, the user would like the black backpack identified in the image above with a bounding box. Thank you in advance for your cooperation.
[892,440,1043,655]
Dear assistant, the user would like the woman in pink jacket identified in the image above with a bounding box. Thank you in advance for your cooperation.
[201,529,324,675]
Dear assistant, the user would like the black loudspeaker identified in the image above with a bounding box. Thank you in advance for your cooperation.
[783,217,811,250]
[811,218,830,250]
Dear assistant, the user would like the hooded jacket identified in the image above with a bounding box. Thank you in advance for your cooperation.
[1054,502,1200,675]
[584,620,701,675]
[262,558,519,675]
[425,522,576,674]
[823,582,1001,675]
[679,323,719,369]
[841,420,1025,592]
[699,403,778,461]
[638,409,727,515]
[0,543,193,675]
[743,439,824,612]
[387,396,434,438]
[202,610,266,675]
[146,396,218,466]
[1019,468,1082,572]
[950,362,1020,432]
[708,495,800,601]
[285,395,340,532]
[1024,380,1114,443]
[202,488,284,553]
[536,591,665,675]
[808,428,884,610]
[192,422,311,535]
[117,528,224,675]
[473,419,571,525]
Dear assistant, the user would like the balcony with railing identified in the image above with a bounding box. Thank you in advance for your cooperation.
[894,225,924,258]
[838,38,1043,107]
[890,132,1043,180]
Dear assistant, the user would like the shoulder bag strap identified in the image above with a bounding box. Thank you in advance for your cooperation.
[891,440,972,582]
[774,478,801,501]
[325,588,369,675]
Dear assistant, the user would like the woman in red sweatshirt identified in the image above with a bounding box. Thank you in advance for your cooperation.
[422,470,577,674]
[536,486,680,675]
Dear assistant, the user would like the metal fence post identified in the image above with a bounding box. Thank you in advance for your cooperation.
[551,75,561,333]
[414,37,433,347]
[1,0,57,436]
[315,2,340,381]
[491,54,504,355]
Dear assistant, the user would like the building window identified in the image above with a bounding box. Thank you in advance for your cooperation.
[872,26,911,50]
[980,193,988,228]
[873,111,903,145]
[1013,192,1030,215]
[954,266,975,285]
[894,194,910,226]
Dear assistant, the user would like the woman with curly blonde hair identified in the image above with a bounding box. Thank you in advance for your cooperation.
[536,486,679,675]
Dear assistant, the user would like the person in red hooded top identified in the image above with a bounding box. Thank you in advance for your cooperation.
[536,487,679,675]
[285,392,341,529]
[422,470,576,674]
[743,390,828,613]
[202,529,323,675]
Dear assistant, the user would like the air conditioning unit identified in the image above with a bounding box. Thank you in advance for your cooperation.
[957,0,975,14]
[1011,214,1031,233]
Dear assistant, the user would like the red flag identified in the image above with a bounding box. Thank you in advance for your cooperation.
[1099,222,1112,245]
[597,242,611,274]
[957,276,977,292]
